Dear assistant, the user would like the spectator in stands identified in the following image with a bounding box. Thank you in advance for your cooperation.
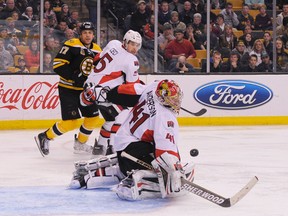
[64,28,75,41]
[53,37,61,52]
[99,29,107,49]
[84,0,97,26]
[20,6,38,28]
[245,0,264,10]
[44,35,57,59]
[276,37,288,70]
[53,20,68,43]
[191,0,205,14]
[56,4,70,23]
[202,23,219,51]
[201,3,217,25]
[164,11,186,32]
[257,51,273,72]
[158,1,171,32]
[212,14,226,37]
[249,39,265,66]
[184,23,197,48]
[254,5,272,30]
[232,40,249,65]
[0,27,10,49]
[179,1,194,25]
[262,31,273,58]
[220,2,239,28]
[24,40,40,69]
[51,0,64,11]
[15,0,28,14]
[211,0,227,9]
[67,10,79,30]
[169,0,184,14]
[14,56,29,73]
[239,25,253,41]
[10,11,23,31]
[130,0,151,36]
[158,23,175,55]
[0,0,21,20]
[237,4,255,31]
[164,28,196,68]
[218,24,238,57]
[5,17,22,36]
[41,52,54,73]
[242,33,254,52]
[277,3,288,27]
[143,14,155,41]
[44,0,58,28]
[222,50,242,72]
[191,13,205,40]
[240,54,259,72]
[276,17,288,42]
[0,38,14,72]
[28,0,40,16]
[168,55,195,73]
[201,50,223,72]
[0,0,5,10]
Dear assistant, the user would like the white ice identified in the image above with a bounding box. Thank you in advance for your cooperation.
[0,126,287,216]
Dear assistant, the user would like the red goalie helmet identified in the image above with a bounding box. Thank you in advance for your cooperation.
[155,79,183,114]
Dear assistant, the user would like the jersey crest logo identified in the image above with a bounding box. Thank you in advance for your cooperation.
[167,121,174,128]
[110,48,118,55]
[134,61,139,66]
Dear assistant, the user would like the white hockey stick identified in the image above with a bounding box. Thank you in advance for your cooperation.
[121,151,258,207]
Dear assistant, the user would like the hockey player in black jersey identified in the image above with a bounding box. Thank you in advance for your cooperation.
[35,22,102,156]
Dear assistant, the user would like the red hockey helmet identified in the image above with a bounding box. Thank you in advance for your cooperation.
[155,79,183,114]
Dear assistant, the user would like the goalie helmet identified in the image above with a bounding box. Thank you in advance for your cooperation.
[155,80,183,114]
[123,30,142,51]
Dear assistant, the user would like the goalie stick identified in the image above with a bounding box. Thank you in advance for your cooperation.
[180,107,207,117]
[121,151,258,207]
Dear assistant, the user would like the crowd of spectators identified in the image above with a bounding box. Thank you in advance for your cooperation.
[1,0,288,73]
[0,0,99,73]
[107,0,288,73]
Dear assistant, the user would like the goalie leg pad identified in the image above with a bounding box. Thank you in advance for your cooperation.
[114,170,161,201]
[85,165,124,189]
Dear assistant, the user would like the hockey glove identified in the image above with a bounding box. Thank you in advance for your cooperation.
[151,152,184,198]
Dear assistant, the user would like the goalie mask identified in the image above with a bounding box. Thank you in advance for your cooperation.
[155,80,183,114]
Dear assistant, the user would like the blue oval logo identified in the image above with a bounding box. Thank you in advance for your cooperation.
[194,80,273,110]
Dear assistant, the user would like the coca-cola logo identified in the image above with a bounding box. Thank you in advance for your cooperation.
[194,80,273,110]
[0,81,59,110]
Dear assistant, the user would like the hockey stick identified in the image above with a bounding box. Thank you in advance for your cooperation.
[121,151,258,207]
[180,107,207,117]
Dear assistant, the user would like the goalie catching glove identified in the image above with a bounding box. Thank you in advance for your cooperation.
[151,152,184,198]
[80,82,110,106]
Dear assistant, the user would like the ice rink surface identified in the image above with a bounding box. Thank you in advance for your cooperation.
[0,125,287,216]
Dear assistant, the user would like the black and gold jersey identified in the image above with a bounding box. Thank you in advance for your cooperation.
[53,38,102,90]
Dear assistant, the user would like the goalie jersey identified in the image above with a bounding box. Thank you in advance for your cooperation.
[86,40,140,88]
[113,81,181,160]
[53,38,102,90]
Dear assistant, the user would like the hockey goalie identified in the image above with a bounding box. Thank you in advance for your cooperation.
[69,80,195,200]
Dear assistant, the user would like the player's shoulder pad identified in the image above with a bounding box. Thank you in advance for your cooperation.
[64,38,82,47]
[91,42,102,52]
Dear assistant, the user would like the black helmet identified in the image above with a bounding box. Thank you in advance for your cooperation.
[80,22,95,32]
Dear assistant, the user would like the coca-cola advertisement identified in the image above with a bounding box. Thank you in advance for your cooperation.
[0,75,61,120]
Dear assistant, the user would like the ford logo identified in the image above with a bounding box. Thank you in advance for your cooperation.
[194,80,273,110]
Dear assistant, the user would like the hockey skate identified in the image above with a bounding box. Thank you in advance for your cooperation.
[92,138,105,155]
[34,132,50,156]
[74,135,93,154]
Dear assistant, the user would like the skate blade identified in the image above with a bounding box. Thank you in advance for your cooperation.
[34,136,45,157]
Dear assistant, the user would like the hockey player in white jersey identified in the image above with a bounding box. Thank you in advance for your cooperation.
[69,80,195,200]
[80,30,142,155]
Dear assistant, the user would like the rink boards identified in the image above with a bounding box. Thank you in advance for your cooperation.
[1,74,288,129]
